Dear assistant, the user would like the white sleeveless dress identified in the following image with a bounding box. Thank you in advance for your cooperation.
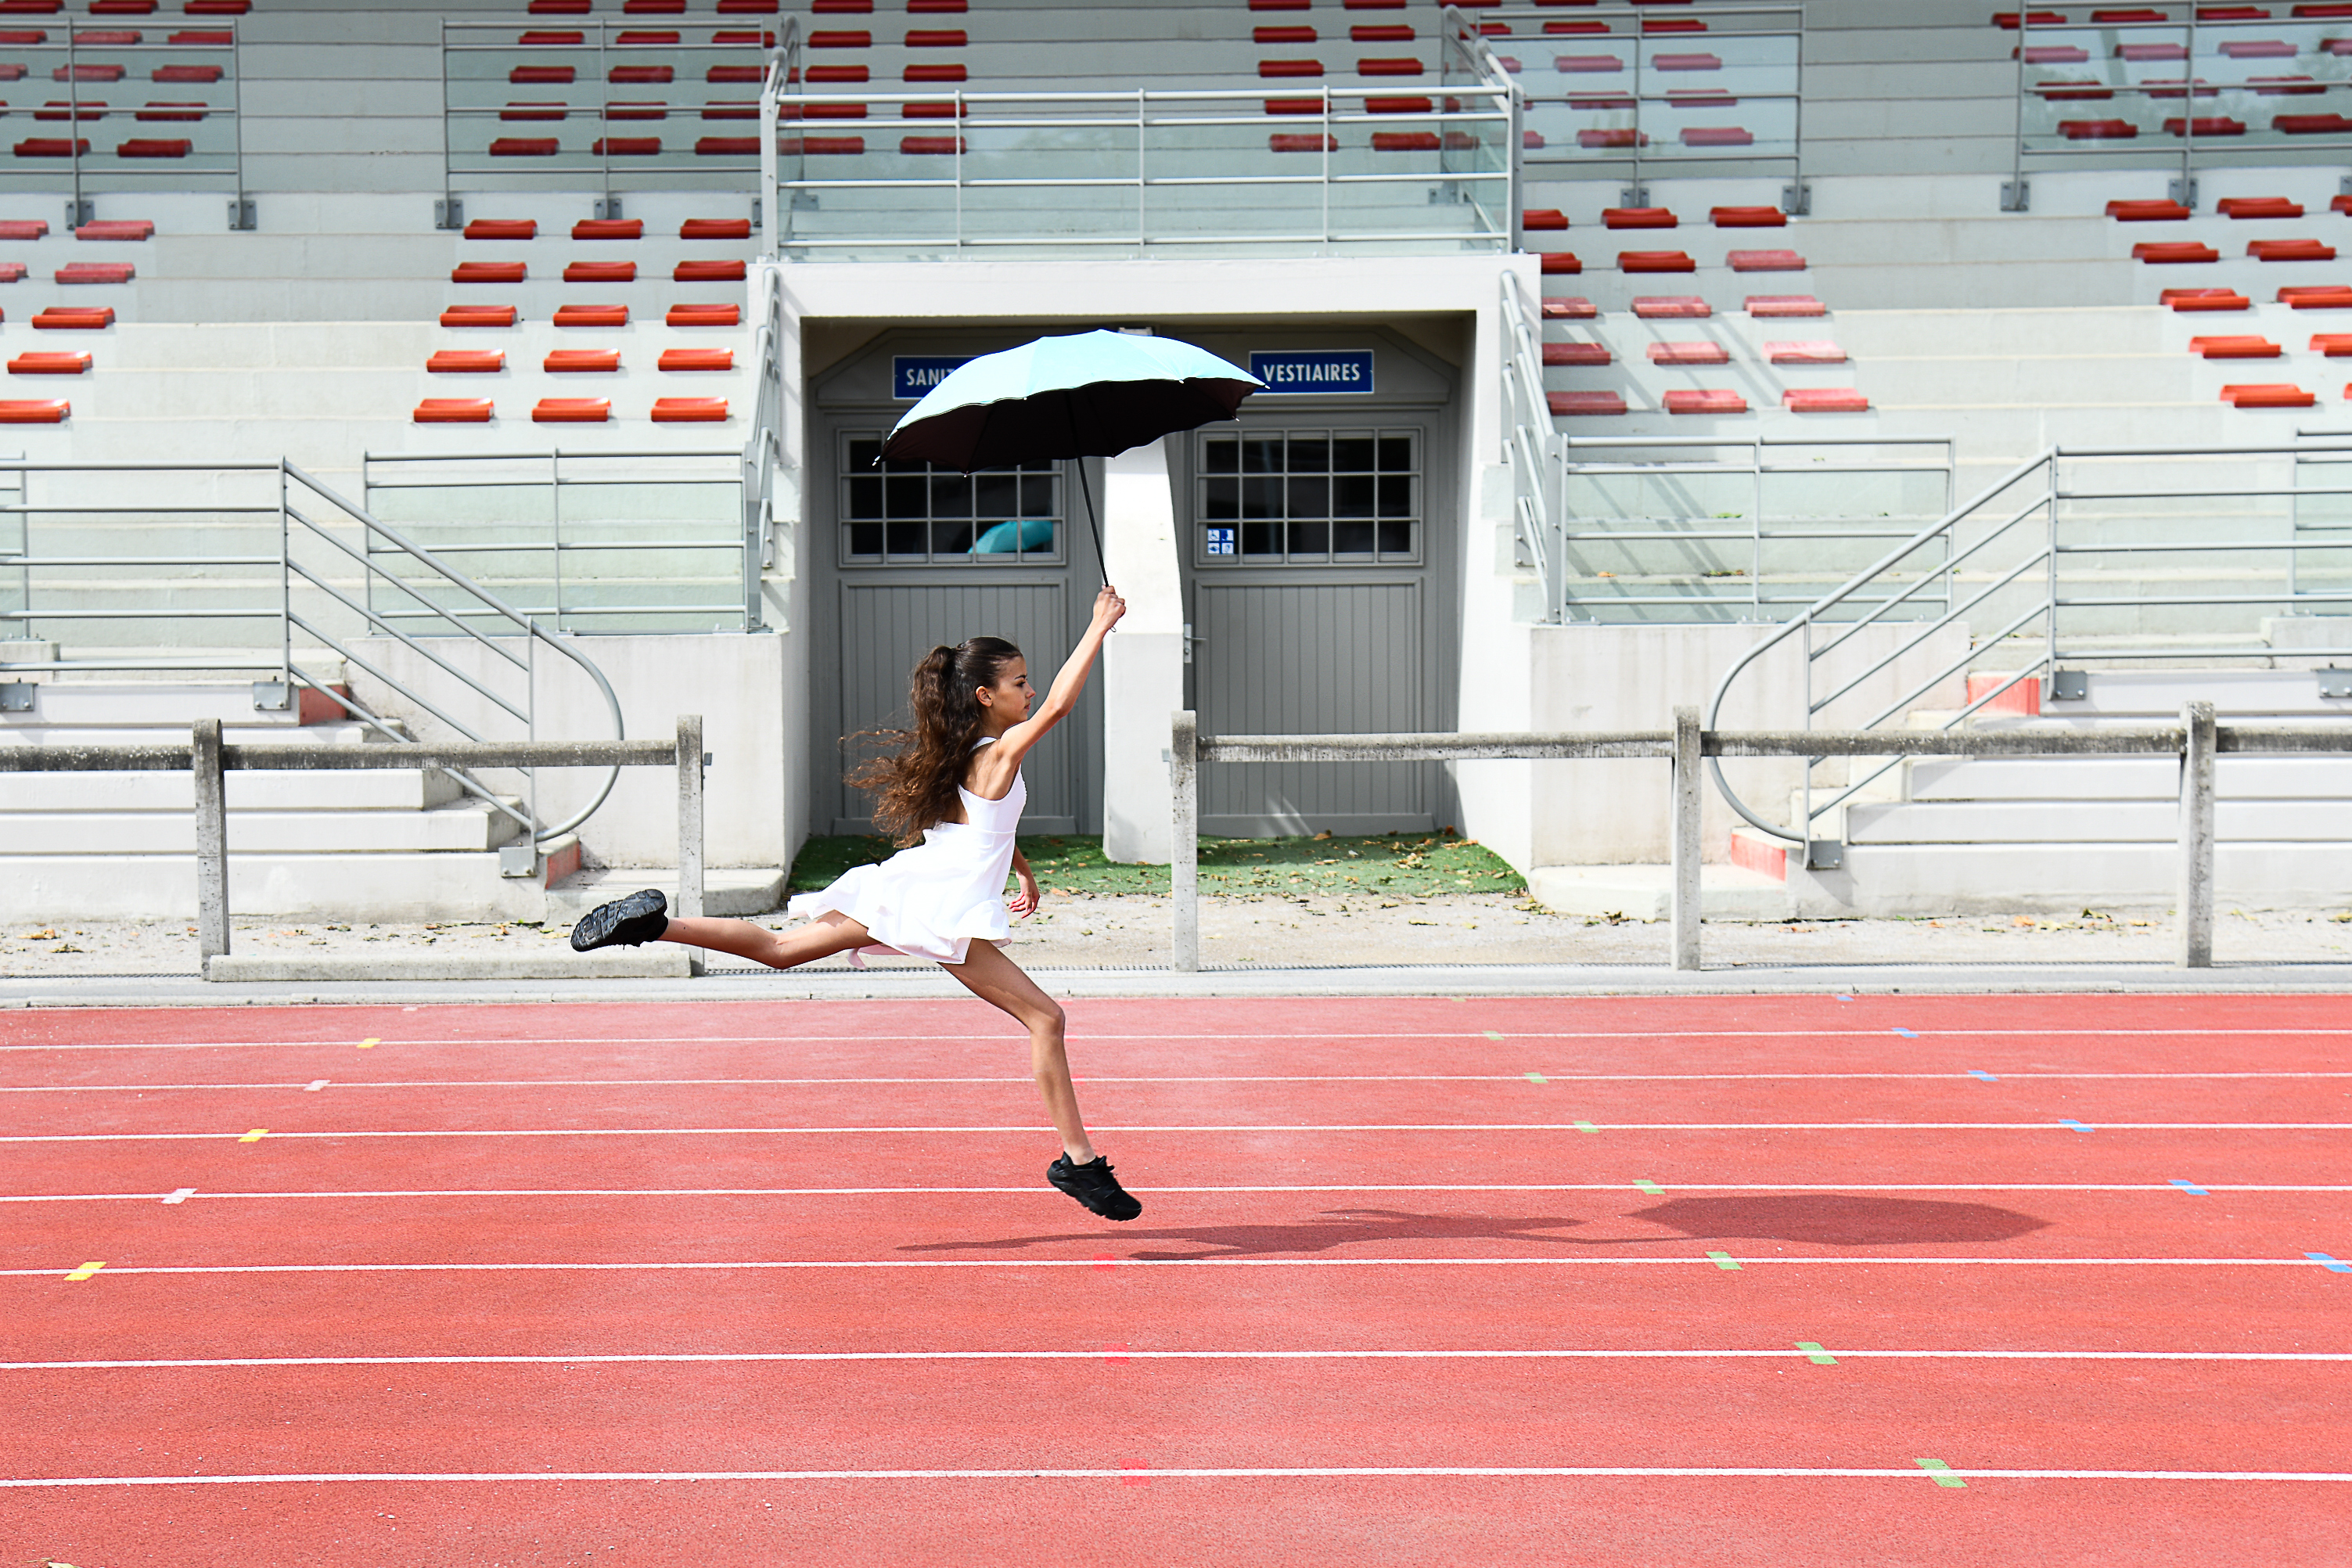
[786,739,1026,967]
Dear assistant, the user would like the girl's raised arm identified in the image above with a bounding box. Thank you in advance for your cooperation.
[973,585,1124,789]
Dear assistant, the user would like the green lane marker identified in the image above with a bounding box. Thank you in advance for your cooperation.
[1706,1251,1741,1270]
[1914,1458,1967,1488]
[1525,1071,1548,1084]
[1796,1341,1837,1365]
[1483,1030,1505,1041]
[1573,1120,1599,1134]
[1633,1180,1665,1195]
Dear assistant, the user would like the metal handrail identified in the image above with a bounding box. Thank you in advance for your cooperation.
[1498,270,1563,613]
[1703,437,2352,850]
[0,458,628,851]
[740,263,785,629]
[9,24,246,225]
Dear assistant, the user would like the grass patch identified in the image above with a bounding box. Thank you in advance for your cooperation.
[787,831,1526,901]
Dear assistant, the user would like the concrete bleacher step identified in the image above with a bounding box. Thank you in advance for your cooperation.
[1524,863,1790,922]
[0,839,586,924]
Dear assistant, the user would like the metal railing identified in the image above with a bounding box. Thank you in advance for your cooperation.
[0,459,627,852]
[1476,2,1806,210]
[1168,705,2347,973]
[1501,270,1565,615]
[2005,1,2352,210]
[1704,438,2352,853]
[0,716,707,976]
[9,23,248,228]
[739,261,785,628]
[439,16,786,224]
[761,25,1515,257]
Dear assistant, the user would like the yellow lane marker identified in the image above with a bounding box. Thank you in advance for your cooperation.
[358,1038,379,1050]
[238,1129,268,1143]
[65,1261,106,1282]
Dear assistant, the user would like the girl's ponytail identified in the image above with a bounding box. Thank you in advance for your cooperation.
[847,636,1024,844]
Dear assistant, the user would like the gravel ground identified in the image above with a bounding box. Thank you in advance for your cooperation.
[5,895,2350,976]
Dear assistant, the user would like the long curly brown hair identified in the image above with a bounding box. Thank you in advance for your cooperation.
[847,636,1024,846]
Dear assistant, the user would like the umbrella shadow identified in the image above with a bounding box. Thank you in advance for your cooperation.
[1625,1195,2051,1246]
[899,1207,1594,1261]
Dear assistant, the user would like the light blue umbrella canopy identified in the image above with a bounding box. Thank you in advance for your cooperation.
[881,329,1264,472]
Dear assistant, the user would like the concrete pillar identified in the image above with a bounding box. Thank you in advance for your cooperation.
[192,717,229,969]
[2178,699,2215,969]
[1670,706,1702,972]
[1101,438,1185,864]
[678,713,706,977]
[1171,709,1198,973]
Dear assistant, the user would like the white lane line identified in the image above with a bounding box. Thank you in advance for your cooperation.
[11,1349,2352,1372]
[7,1122,2347,1144]
[2,1467,2347,1487]
[9,1027,2352,1052]
[9,1070,2352,1091]
[4,1256,2341,1278]
[9,1182,2349,1204]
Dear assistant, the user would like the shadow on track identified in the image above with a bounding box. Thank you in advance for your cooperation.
[905,1196,2048,1259]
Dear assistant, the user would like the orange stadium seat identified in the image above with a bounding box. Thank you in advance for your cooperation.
[1541,342,1610,365]
[2190,336,2283,357]
[658,348,735,371]
[2311,334,2352,354]
[2280,285,2352,307]
[2251,238,2336,260]
[8,351,92,374]
[2133,241,2220,261]
[1665,389,1745,413]
[426,351,505,373]
[0,398,70,422]
[2219,196,2303,218]
[1649,342,1729,365]
[2162,287,2253,310]
[2221,383,2314,405]
[1547,390,1626,415]
[413,398,494,423]
[1783,387,1870,412]
[441,305,518,327]
[534,397,612,422]
[651,396,729,421]
[545,350,621,372]
[1766,341,1847,363]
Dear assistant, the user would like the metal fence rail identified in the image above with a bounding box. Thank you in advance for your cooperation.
[10,23,248,228]
[0,717,707,977]
[1168,705,2347,974]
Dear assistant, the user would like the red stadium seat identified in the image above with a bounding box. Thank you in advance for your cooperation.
[1538,252,1581,274]
[117,137,190,156]
[1261,59,1325,77]
[510,67,576,85]
[1577,128,1647,148]
[1358,57,1425,75]
[8,351,92,374]
[137,100,207,121]
[2163,116,2246,135]
[2132,241,2220,261]
[1682,126,1753,146]
[56,262,133,283]
[1351,24,1413,41]
[441,305,517,327]
[1711,206,1786,227]
[674,258,746,281]
[1540,297,1596,319]
[682,218,753,239]
[659,347,735,371]
[1547,390,1626,415]
[1652,52,1722,70]
[1664,389,1745,413]
[1635,296,1711,318]
[2250,238,2335,260]
[1745,295,1826,317]
[2218,196,2303,218]
[699,136,764,154]
[1255,25,1314,43]
[1603,207,1676,228]
[1648,341,1729,365]
[1371,131,1440,150]
[563,261,638,283]
[1728,249,1805,271]
[900,134,967,153]
[0,220,49,240]
[546,349,621,372]
[1765,341,1846,364]
[453,261,527,283]
[502,102,570,123]
[667,303,740,325]
[2162,287,2252,310]
[2280,285,2352,307]
[651,397,730,422]
[2221,383,2314,406]
[811,28,871,47]
[904,63,966,81]
[426,351,505,373]
[1782,388,1869,412]
[1555,54,1624,72]
[15,138,93,156]
[1522,208,1568,230]
[0,399,70,423]
[605,101,670,121]
[534,397,612,423]
[2276,113,2352,132]
[2106,199,2190,221]
[2189,335,2282,357]
[592,136,661,155]
[413,398,494,423]
[1270,132,1338,151]
[1541,342,1610,365]
[553,304,628,326]
[75,219,151,240]
[1620,250,1696,273]
[905,28,966,45]
[490,137,560,156]
[2060,119,2138,138]
[2311,334,2352,354]
[574,218,645,240]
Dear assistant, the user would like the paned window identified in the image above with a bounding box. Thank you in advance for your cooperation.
[840,433,1062,564]
[1197,429,1420,564]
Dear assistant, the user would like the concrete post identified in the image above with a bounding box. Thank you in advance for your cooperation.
[1671,705,1702,972]
[2178,699,2215,969]
[192,717,229,970]
[677,713,706,976]
[1171,708,1198,973]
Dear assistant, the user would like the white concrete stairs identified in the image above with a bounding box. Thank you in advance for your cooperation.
[1731,669,2352,916]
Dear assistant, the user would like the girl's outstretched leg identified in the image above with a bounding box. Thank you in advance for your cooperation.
[570,888,871,971]
[948,941,1141,1221]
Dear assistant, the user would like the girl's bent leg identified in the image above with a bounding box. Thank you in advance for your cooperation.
[660,912,872,971]
[944,940,1095,1163]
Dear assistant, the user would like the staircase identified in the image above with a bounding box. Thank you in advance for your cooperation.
[1730,668,2352,915]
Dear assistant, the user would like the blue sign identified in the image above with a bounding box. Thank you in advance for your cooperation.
[1249,350,1374,396]
[1205,527,1237,557]
[893,354,972,401]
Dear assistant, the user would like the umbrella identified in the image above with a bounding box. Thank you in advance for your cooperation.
[879,329,1264,571]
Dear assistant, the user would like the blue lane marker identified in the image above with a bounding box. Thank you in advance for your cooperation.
[1969,1070,1998,1082]
[1892,1027,1918,1038]
[2170,1178,2209,1195]
[1835,994,1854,1002]
[2309,1252,2352,1274]
[2061,1118,2095,1132]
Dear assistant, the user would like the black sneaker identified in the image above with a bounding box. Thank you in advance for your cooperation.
[570,888,669,952]
[1048,1155,1142,1221]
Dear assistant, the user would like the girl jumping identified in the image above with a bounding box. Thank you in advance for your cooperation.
[568,585,1140,1222]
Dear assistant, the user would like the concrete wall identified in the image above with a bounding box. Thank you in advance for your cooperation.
[350,631,793,871]
[1100,439,1185,865]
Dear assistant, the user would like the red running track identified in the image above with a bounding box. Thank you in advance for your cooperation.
[2,994,2349,1565]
